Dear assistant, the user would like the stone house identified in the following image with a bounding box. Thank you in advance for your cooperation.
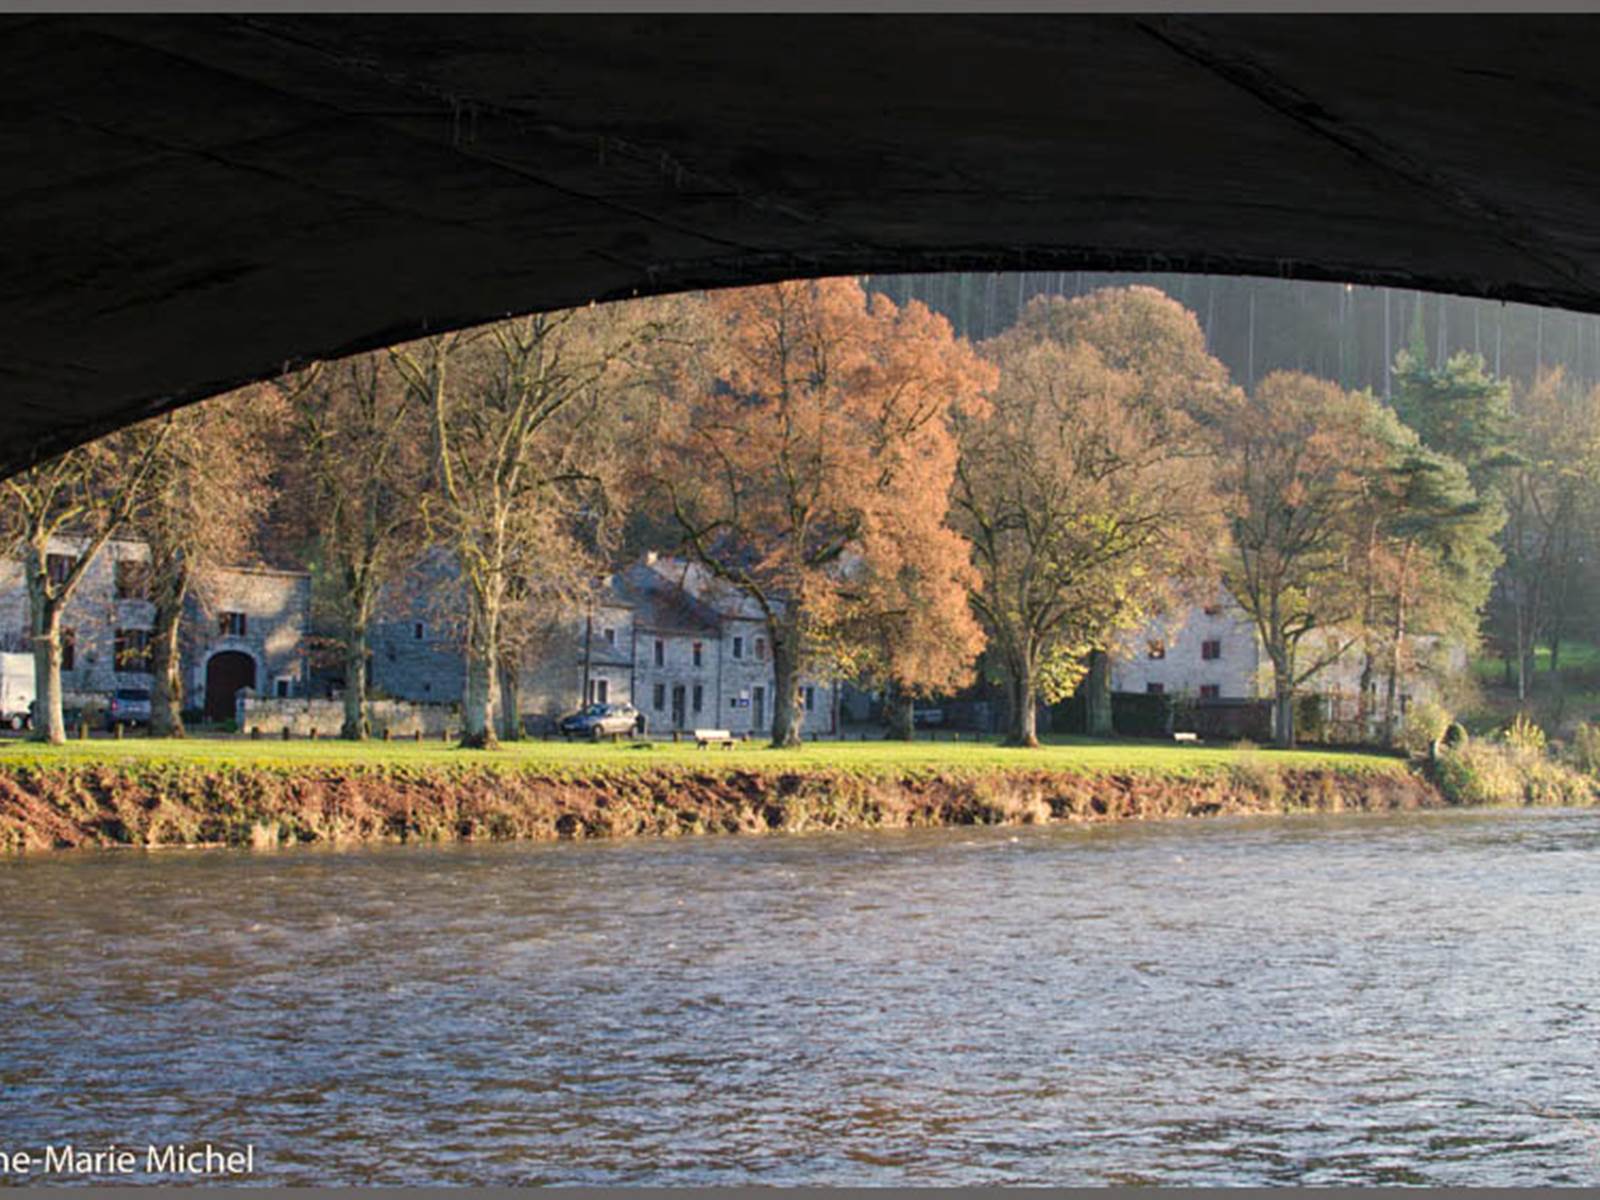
[0,537,311,721]
[1111,595,1460,736]
[372,553,839,736]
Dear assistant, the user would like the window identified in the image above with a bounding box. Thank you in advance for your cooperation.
[1199,684,1221,700]
[692,641,703,668]
[1201,639,1222,661]
[654,639,665,667]
[275,678,291,698]
[60,628,75,672]
[586,678,608,705]
[603,627,616,647]
[1146,682,1165,695]
[653,682,665,710]
[220,611,247,637]
[804,686,816,712]
[755,636,767,662]
[113,628,152,673]
[692,683,703,713]
[385,642,396,662]
[413,622,425,641]
[730,697,739,709]
[45,553,77,587]
[1147,639,1166,660]
[732,635,743,659]
[114,559,150,600]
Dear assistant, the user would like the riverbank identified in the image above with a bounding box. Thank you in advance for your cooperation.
[0,736,1448,852]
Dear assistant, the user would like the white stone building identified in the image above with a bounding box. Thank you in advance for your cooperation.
[372,554,839,737]
[0,537,311,721]
[1112,595,1461,736]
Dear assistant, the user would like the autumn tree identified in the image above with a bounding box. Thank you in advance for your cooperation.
[955,288,1233,747]
[279,354,429,739]
[392,308,645,748]
[5,427,168,742]
[131,392,284,736]
[651,278,994,747]
[1342,399,1501,740]
[1219,371,1392,747]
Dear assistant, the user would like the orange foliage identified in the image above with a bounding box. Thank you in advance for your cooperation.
[654,277,996,743]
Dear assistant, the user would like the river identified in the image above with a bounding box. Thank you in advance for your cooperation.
[3,808,1599,1185]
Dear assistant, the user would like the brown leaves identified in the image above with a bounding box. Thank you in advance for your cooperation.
[655,277,994,693]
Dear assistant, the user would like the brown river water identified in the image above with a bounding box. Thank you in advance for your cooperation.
[3,808,1600,1185]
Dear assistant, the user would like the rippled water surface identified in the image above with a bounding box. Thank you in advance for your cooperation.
[5,808,1600,1184]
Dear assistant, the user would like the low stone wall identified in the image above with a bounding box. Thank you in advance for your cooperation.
[239,696,459,738]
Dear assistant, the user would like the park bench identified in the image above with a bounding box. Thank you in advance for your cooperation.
[694,728,737,749]
[1172,731,1200,743]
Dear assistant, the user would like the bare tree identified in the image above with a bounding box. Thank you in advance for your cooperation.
[6,427,168,742]
[126,391,285,736]
[392,309,640,748]
[282,355,428,739]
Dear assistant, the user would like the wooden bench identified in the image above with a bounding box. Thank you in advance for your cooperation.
[694,728,737,749]
[1172,731,1200,743]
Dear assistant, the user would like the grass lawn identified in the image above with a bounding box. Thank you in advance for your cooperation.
[0,732,1408,779]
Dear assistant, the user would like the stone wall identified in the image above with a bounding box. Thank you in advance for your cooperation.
[240,696,459,737]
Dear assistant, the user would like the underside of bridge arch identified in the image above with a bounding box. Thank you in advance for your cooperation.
[7,14,1600,475]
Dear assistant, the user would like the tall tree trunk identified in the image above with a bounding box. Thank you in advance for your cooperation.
[30,606,66,745]
[1356,645,1375,740]
[461,588,501,749]
[341,623,370,740]
[1270,644,1296,748]
[884,685,915,741]
[1005,651,1039,748]
[149,595,186,738]
[1084,648,1113,737]
[1383,550,1412,745]
[769,646,804,749]
[768,620,805,748]
[497,659,522,742]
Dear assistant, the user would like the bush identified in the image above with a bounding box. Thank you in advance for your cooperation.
[1397,698,1452,757]
[1229,750,1286,807]
[1433,737,1597,808]
[1296,693,1327,743]
[1504,712,1548,754]
[1570,723,1600,777]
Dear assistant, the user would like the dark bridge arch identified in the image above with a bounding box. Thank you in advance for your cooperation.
[7,15,1600,475]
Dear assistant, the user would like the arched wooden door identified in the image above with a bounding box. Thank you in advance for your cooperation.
[205,651,256,722]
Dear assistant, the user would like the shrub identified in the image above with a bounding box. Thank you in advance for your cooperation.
[1570,723,1600,777]
[1296,693,1327,743]
[1433,737,1597,808]
[1397,698,1452,757]
[1230,750,1286,808]
[1504,712,1548,755]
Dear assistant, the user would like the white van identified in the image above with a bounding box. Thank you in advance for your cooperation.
[0,652,35,731]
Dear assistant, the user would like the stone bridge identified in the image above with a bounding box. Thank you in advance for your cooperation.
[6,15,1600,474]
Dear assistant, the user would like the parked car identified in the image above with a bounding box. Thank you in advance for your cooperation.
[559,702,642,740]
[107,688,152,729]
[912,706,945,727]
[0,652,33,731]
